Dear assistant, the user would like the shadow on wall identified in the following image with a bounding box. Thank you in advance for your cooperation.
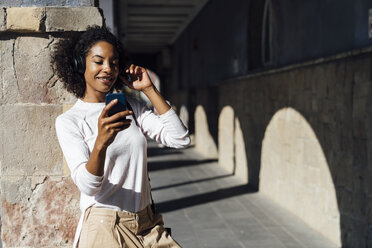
[192,103,341,246]
[175,55,372,247]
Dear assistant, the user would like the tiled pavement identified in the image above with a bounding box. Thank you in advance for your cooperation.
[147,141,339,248]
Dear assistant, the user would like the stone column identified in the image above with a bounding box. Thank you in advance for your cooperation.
[0,6,103,247]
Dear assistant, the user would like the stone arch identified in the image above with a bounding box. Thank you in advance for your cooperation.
[259,107,340,246]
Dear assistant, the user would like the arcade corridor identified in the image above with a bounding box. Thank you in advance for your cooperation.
[147,141,338,248]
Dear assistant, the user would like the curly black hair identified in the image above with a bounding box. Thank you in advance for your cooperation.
[51,26,131,98]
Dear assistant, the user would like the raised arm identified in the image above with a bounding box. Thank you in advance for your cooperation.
[121,64,170,115]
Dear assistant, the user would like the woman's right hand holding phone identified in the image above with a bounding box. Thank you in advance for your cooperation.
[96,99,132,149]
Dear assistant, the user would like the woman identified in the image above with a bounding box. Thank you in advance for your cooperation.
[52,26,189,248]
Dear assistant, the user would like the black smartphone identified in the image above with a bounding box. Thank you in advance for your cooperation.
[105,93,127,119]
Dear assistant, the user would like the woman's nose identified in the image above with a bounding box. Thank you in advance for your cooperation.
[103,62,113,72]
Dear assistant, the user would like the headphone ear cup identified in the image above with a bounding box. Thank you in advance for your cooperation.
[72,55,85,74]
[78,55,85,74]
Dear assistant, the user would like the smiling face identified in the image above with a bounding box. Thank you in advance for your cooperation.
[82,41,120,102]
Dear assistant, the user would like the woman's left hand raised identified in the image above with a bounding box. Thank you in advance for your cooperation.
[120,64,154,92]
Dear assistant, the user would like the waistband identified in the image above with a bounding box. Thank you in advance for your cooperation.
[84,204,156,235]
[88,204,153,220]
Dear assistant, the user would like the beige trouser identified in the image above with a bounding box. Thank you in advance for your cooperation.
[78,205,181,248]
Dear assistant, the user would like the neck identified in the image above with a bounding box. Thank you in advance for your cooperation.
[82,92,106,103]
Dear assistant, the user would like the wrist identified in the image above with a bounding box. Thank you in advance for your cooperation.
[142,84,156,94]
[95,140,109,151]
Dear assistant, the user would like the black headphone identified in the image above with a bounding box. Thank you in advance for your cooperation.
[72,53,132,82]
[72,54,85,74]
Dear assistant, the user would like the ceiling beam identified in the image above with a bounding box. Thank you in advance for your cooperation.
[127,0,199,5]
[119,0,210,54]
[171,0,209,43]
[127,16,186,23]
[127,7,193,16]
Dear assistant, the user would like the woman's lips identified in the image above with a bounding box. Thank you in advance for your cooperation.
[97,77,113,86]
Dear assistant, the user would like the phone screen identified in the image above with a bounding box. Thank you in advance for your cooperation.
[105,93,127,118]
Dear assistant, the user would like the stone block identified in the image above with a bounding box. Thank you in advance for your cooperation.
[0,39,19,104]
[1,176,80,247]
[6,7,45,32]
[13,36,54,103]
[0,8,5,31]
[62,103,74,175]
[353,57,372,85]
[293,69,306,91]
[0,176,33,205]
[0,104,63,176]
[311,65,328,98]
[45,7,103,32]
[47,78,77,104]
[0,0,95,7]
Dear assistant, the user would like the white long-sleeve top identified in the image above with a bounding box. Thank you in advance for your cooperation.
[55,97,190,247]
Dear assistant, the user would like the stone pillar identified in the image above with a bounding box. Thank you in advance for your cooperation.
[0,6,103,247]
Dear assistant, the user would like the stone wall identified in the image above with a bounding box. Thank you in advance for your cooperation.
[0,6,103,247]
[169,49,372,247]
[0,0,95,7]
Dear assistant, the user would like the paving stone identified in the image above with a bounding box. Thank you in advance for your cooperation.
[148,140,339,248]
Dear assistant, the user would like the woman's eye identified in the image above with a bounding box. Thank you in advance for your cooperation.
[94,61,103,64]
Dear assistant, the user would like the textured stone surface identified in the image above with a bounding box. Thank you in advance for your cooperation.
[0,104,63,176]
[0,8,5,31]
[260,107,340,245]
[13,36,58,103]
[0,38,19,104]
[1,36,76,105]
[169,53,372,247]
[45,7,103,32]
[1,7,102,33]
[6,7,44,32]
[0,0,95,7]
[47,78,77,104]
[1,176,80,247]
[62,104,74,176]
[0,5,105,247]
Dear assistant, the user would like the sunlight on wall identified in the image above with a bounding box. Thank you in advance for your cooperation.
[179,104,189,128]
[260,107,340,246]
[195,105,218,158]
[218,106,248,183]
[234,117,248,184]
[218,106,234,173]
